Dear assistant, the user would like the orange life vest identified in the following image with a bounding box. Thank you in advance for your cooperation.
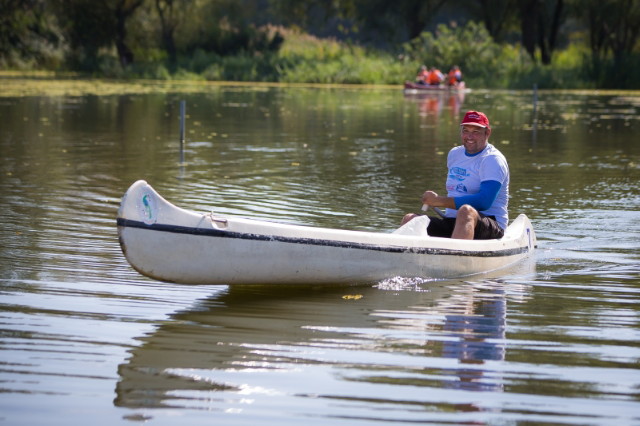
[426,70,443,85]
[448,69,462,85]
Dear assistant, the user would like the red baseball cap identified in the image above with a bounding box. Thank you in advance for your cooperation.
[461,111,490,129]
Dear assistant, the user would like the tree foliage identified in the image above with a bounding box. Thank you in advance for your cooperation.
[577,0,640,63]
[0,0,65,68]
[519,0,566,65]
[471,0,519,42]
[403,22,533,88]
[0,0,638,88]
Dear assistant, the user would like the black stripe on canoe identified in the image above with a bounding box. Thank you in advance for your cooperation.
[116,218,530,258]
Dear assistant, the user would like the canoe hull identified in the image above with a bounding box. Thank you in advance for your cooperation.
[117,181,536,285]
[403,80,466,92]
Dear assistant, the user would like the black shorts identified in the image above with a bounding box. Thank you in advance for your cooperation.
[427,214,504,240]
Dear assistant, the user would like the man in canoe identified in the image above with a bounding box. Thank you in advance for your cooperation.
[426,67,445,86]
[416,65,429,84]
[447,65,462,86]
[401,110,509,240]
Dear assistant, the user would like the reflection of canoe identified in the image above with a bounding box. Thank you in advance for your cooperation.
[404,80,466,93]
[114,279,524,409]
[116,180,536,285]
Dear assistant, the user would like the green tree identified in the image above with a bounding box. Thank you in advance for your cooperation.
[268,0,447,45]
[572,0,640,87]
[0,0,64,68]
[519,0,566,65]
[403,21,508,85]
[155,0,191,71]
[579,0,640,64]
[470,0,519,42]
[56,0,143,70]
[113,0,145,66]
[354,0,447,41]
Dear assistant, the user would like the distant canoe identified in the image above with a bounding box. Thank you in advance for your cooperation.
[403,81,467,93]
[117,180,536,285]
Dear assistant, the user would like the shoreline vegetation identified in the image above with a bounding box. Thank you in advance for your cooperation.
[2,70,640,99]
[3,1,639,91]
[3,25,639,91]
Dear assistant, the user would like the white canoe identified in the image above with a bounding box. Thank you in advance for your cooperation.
[117,180,536,285]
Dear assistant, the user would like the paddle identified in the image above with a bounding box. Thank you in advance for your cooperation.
[422,204,446,218]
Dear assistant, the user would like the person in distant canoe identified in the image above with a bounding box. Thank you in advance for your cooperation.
[401,111,509,240]
[426,67,445,86]
[448,65,462,86]
[416,65,429,85]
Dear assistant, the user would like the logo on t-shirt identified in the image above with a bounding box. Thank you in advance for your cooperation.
[449,166,469,181]
[456,183,467,193]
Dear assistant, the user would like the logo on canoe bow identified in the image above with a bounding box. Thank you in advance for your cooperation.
[138,192,158,225]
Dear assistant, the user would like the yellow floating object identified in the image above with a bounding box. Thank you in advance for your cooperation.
[342,294,363,300]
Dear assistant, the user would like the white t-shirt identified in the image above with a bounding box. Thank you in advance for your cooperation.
[444,144,509,229]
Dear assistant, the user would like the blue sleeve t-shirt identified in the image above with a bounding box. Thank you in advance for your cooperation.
[444,144,510,229]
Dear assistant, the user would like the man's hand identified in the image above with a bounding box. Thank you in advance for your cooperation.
[422,191,439,206]
[422,191,456,209]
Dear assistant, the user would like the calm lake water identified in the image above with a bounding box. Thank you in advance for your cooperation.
[1,78,639,425]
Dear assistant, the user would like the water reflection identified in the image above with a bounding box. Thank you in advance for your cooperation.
[442,286,506,393]
[403,90,465,120]
[114,266,531,419]
[1,83,639,424]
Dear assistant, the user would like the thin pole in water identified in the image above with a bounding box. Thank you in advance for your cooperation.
[179,100,186,163]
[532,84,538,143]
